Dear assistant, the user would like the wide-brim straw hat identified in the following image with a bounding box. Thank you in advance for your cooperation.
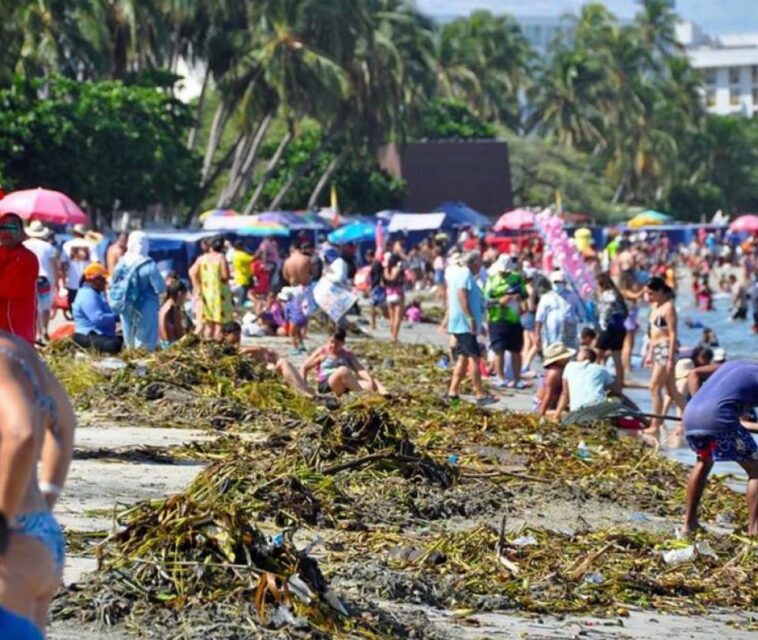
[543,342,576,366]
[26,220,52,239]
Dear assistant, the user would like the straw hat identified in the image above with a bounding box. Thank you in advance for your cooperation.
[72,223,88,236]
[712,348,727,363]
[675,358,695,380]
[543,342,576,366]
[26,220,52,239]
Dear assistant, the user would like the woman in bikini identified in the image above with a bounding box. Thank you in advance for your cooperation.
[0,330,76,634]
[643,276,686,436]
[300,328,388,396]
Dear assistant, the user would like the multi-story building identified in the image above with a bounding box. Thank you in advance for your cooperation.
[678,22,758,116]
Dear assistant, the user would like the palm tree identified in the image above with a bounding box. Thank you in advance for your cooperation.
[436,11,533,130]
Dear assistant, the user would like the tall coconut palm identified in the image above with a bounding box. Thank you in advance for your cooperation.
[436,11,533,130]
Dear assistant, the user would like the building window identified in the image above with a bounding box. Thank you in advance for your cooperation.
[729,67,741,85]
[753,86,758,105]
[753,66,758,83]
[730,87,741,106]
[705,69,717,85]
[706,88,717,108]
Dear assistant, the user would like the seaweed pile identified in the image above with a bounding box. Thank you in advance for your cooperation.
[49,338,757,638]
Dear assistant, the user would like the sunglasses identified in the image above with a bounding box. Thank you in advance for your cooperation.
[0,222,19,232]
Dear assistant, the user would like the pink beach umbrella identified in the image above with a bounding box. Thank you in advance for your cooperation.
[729,214,758,233]
[0,187,88,226]
[493,208,536,232]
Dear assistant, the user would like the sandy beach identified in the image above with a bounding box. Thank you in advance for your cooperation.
[48,314,758,639]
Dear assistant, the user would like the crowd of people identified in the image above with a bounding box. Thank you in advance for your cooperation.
[2,210,758,636]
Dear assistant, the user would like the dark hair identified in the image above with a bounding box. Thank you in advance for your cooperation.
[210,236,225,252]
[581,347,597,363]
[221,321,242,335]
[332,328,347,342]
[581,327,597,340]
[645,275,673,297]
[699,348,714,364]
[166,280,187,300]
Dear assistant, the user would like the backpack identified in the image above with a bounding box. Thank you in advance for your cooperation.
[110,257,150,315]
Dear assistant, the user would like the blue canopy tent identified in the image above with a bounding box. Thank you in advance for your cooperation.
[436,201,491,228]
[145,230,218,280]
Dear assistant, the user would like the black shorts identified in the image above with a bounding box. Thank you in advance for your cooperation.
[489,322,524,354]
[452,332,480,359]
[318,379,332,394]
[732,306,748,320]
[596,327,626,352]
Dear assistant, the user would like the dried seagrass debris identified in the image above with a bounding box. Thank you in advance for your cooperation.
[327,524,758,614]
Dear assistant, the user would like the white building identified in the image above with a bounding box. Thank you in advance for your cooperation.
[678,21,758,116]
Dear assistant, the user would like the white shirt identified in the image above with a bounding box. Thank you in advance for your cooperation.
[23,238,57,281]
[327,257,349,286]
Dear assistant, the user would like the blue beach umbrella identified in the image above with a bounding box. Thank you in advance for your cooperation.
[328,220,377,244]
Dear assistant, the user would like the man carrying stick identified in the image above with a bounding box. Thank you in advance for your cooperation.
[681,360,758,536]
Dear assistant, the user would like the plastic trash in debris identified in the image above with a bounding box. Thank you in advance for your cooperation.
[437,356,450,369]
[662,545,695,565]
[92,357,127,375]
[511,534,538,547]
[695,540,718,559]
[447,454,459,465]
[576,441,591,461]
[271,533,284,548]
[629,512,649,522]
[715,512,734,525]
[584,572,604,585]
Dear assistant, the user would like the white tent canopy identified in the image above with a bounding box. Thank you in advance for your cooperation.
[387,212,446,233]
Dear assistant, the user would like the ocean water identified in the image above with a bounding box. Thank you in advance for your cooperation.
[623,291,756,487]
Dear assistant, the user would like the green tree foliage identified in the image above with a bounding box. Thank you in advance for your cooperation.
[0,76,200,225]
[258,128,404,213]
[506,134,613,215]
[0,0,753,221]
[413,97,496,140]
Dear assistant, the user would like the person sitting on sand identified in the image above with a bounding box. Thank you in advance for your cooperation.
[72,263,123,354]
[159,280,188,348]
[534,342,575,418]
[681,360,758,537]
[220,322,314,398]
[554,347,621,421]
[300,328,388,397]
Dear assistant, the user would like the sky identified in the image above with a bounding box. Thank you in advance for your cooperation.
[416,1,758,35]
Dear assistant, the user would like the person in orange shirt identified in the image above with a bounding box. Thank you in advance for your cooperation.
[0,214,38,344]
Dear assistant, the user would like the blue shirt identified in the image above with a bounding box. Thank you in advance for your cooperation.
[683,361,758,435]
[72,284,118,337]
[447,267,484,335]
[0,606,43,640]
[563,361,614,410]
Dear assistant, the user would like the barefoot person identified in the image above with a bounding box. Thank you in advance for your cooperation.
[681,360,758,536]
[643,276,686,436]
[220,322,314,398]
[300,328,388,397]
[0,330,76,634]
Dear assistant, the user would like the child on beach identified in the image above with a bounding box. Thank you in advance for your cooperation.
[159,280,188,348]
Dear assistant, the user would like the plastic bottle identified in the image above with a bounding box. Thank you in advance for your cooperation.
[577,441,591,461]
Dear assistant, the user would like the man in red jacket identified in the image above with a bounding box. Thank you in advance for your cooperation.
[0,213,38,344]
